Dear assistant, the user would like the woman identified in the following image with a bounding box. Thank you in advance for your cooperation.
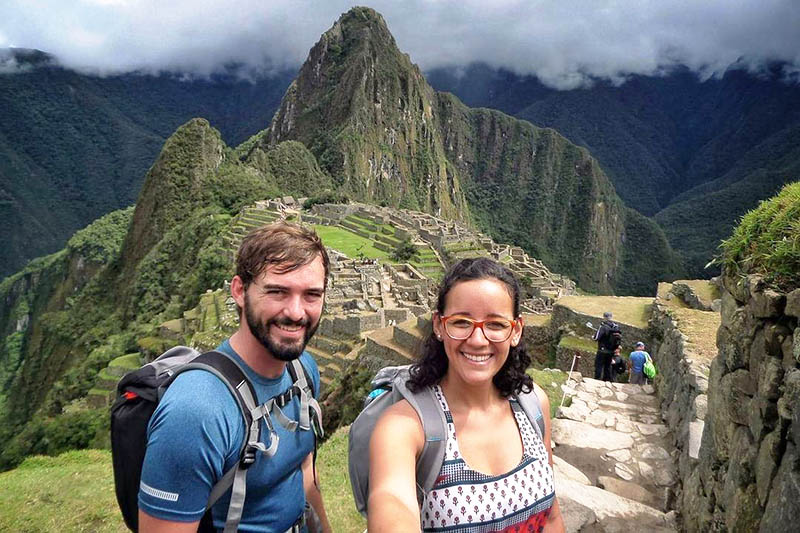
[368,258,564,532]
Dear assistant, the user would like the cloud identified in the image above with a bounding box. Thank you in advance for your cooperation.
[1,0,799,88]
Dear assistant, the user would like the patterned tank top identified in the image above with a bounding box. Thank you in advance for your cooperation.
[420,385,555,533]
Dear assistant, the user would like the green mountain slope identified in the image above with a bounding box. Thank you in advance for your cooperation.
[254,7,469,219]
[258,7,681,294]
[427,64,800,276]
[0,49,294,279]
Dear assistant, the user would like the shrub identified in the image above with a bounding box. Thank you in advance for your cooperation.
[720,181,800,291]
[390,237,419,262]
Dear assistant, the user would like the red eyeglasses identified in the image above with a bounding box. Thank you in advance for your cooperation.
[440,315,517,342]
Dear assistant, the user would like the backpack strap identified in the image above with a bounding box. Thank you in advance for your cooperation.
[394,377,448,499]
[286,358,323,438]
[164,350,261,533]
[515,388,545,441]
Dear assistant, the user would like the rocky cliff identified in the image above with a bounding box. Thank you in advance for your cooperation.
[256,7,468,220]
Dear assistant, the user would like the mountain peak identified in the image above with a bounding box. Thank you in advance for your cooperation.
[256,7,465,217]
[329,6,396,48]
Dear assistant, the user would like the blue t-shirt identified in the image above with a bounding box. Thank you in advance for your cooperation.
[629,350,649,374]
[139,340,321,532]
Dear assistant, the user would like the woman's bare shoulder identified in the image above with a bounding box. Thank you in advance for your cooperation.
[371,398,425,455]
[377,398,424,431]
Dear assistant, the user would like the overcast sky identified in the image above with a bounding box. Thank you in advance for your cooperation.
[1,0,798,89]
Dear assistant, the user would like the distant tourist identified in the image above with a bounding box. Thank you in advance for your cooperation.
[367,258,564,532]
[629,341,650,385]
[594,311,622,381]
[138,222,332,532]
[610,347,627,381]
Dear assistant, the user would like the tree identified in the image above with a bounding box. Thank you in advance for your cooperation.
[391,238,418,262]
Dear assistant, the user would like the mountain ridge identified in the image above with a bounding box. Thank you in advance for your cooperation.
[427,62,800,275]
[0,50,295,278]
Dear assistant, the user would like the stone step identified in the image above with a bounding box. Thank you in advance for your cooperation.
[553,376,678,510]
[556,477,676,532]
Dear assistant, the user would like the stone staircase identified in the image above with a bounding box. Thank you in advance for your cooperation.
[553,376,679,532]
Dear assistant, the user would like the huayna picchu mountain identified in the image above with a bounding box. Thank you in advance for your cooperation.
[251,7,469,221]
[0,6,681,469]
[253,6,682,294]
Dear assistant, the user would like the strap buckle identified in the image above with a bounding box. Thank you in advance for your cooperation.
[240,444,258,467]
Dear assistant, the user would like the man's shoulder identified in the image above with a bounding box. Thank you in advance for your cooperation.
[161,369,241,414]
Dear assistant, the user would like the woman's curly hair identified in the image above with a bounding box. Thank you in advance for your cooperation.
[407,257,534,397]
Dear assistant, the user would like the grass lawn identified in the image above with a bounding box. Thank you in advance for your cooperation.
[665,307,720,369]
[317,427,366,532]
[313,225,390,260]
[558,334,596,353]
[674,279,721,307]
[0,449,127,532]
[556,295,653,329]
[0,434,367,533]
[528,368,569,418]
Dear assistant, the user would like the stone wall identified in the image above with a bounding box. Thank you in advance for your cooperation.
[648,297,711,531]
[318,312,386,339]
[675,273,800,532]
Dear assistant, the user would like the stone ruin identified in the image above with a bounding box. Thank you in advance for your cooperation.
[305,201,576,311]
[92,197,577,396]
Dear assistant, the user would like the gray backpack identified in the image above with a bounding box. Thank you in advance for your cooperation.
[347,365,545,516]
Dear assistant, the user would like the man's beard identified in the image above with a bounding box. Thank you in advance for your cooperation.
[243,293,319,362]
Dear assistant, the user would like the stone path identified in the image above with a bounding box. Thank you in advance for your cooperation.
[552,375,680,532]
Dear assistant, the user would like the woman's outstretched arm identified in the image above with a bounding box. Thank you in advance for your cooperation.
[534,384,566,533]
[367,400,425,531]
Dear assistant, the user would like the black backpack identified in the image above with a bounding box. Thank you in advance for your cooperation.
[600,322,623,352]
[110,346,321,532]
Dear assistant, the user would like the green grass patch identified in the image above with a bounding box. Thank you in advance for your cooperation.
[313,225,390,260]
[317,427,366,532]
[558,334,597,353]
[109,353,142,370]
[720,181,800,291]
[0,449,127,532]
[0,432,367,532]
[528,368,569,418]
[674,279,720,306]
[523,313,551,327]
[556,295,652,329]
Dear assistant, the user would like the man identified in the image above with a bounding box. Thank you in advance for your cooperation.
[593,311,620,381]
[629,341,650,385]
[138,221,332,532]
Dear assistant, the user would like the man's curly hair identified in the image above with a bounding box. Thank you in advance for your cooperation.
[407,257,533,397]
